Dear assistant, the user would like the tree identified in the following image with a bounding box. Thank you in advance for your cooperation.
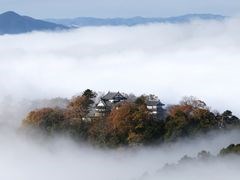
[135,96,147,106]
[65,89,96,119]
[23,108,65,133]
[65,96,89,119]
[88,117,109,146]
[180,96,207,109]
[107,101,164,146]
[61,116,90,140]
[164,97,217,141]
[220,144,240,156]
[197,150,212,160]
[221,110,239,126]
[83,89,97,99]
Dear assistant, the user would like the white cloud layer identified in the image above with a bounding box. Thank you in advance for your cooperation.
[1,18,240,115]
[0,126,240,180]
[0,18,240,180]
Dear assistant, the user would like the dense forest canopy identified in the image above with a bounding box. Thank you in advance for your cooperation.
[22,89,240,147]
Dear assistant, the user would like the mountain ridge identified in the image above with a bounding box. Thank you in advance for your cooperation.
[0,11,68,35]
[46,13,226,27]
[0,11,226,35]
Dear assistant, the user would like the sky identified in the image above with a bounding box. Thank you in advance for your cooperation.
[0,0,240,18]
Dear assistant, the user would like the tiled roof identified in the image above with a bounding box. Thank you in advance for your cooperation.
[102,92,126,100]
[146,100,164,106]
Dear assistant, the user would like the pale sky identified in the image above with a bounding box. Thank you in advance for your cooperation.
[0,0,240,18]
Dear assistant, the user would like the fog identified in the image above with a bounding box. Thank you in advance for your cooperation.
[1,18,240,115]
[0,126,240,180]
[0,18,240,179]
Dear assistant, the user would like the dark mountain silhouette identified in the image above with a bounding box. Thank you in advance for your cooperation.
[0,11,226,35]
[0,11,68,35]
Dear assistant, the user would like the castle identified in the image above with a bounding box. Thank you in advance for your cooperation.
[95,92,165,119]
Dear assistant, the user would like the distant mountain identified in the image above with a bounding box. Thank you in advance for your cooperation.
[0,12,226,35]
[0,11,68,35]
[46,14,226,27]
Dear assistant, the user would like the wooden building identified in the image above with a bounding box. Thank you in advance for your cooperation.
[95,92,127,117]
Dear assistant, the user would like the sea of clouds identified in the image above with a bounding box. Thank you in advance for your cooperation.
[0,18,240,180]
[0,126,240,180]
[0,18,240,114]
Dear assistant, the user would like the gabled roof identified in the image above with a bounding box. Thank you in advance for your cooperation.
[96,99,114,108]
[97,99,107,107]
[102,91,127,101]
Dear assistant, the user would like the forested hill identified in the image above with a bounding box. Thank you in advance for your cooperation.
[22,89,240,148]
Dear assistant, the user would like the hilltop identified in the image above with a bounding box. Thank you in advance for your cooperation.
[0,11,68,35]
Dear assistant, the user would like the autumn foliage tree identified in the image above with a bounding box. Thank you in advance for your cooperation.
[164,96,218,141]
[22,92,240,147]
[65,89,96,119]
[23,108,65,133]
[106,101,164,146]
[23,89,96,139]
[60,89,96,139]
[88,117,109,146]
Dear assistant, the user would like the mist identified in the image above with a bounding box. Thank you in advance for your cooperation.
[0,126,240,180]
[1,18,240,115]
[0,18,240,179]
